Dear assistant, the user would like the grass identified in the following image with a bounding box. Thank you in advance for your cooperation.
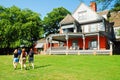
[0,55,120,80]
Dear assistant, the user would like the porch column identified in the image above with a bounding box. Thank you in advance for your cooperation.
[65,34,69,55]
[98,33,100,50]
[110,41,113,55]
[83,34,85,50]
[45,38,49,54]
[66,35,69,50]
[46,38,48,49]
[49,37,52,55]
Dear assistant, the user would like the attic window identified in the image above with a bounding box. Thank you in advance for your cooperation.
[78,11,87,20]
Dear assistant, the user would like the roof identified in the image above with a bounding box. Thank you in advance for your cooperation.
[109,11,120,27]
[35,43,44,48]
[97,10,109,16]
[98,10,120,27]
[60,14,75,25]
[37,38,46,43]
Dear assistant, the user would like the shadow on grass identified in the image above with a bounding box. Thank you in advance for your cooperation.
[35,64,51,69]
[13,64,51,70]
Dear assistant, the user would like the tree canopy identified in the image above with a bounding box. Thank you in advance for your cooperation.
[93,0,120,10]
[111,2,120,12]
[43,7,71,37]
[0,6,43,50]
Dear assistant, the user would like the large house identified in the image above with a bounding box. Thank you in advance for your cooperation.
[37,2,120,55]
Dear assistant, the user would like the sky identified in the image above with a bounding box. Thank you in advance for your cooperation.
[0,0,93,19]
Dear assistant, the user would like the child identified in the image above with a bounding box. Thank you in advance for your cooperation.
[13,49,19,70]
[28,48,34,69]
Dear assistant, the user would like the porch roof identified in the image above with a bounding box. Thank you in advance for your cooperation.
[47,32,106,42]
[35,43,44,48]
[48,33,83,42]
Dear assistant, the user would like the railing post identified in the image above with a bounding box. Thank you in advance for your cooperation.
[78,51,80,55]
[66,50,68,55]
[49,37,52,55]
[93,50,96,55]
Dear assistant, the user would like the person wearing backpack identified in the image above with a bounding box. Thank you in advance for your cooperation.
[28,48,34,69]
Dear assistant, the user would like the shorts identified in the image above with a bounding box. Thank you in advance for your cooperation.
[13,58,19,62]
[29,57,34,63]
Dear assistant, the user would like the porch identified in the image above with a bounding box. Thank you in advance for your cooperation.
[45,32,113,55]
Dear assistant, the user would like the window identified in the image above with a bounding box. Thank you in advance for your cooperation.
[98,23,105,31]
[90,24,97,32]
[62,24,74,33]
[63,29,68,33]
[72,40,78,50]
[89,40,97,49]
[63,28,74,33]
[84,25,89,33]
[78,11,87,20]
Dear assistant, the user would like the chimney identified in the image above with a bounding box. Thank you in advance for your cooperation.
[90,2,97,12]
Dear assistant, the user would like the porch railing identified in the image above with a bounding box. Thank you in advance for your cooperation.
[46,49,112,55]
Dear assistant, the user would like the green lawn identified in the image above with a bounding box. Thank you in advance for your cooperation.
[0,55,120,80]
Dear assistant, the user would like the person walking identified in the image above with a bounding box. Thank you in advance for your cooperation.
[17,48,21,63]
[28,48,34,69]
[13,49,19,70]
[20,48,27,70]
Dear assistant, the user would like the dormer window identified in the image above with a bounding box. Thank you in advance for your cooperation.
[78,11,87,20]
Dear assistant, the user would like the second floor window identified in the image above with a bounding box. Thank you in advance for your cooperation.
[98,23,105,31]
[63,28,74,33]
[61,24,74,33]
[84,25,89,33]
[78,11,87,21]
[90,24,97,32]
[82,22,104,33]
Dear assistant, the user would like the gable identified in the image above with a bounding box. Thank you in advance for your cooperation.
[72,3,103,24]
[60,14,75,25]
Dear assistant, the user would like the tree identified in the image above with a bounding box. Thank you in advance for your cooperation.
[0,6,43,54]
[94,0,120,10]
[111,3,120,12]
[43,7,70,37]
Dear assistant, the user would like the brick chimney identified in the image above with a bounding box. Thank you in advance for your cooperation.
[90,2,97,12]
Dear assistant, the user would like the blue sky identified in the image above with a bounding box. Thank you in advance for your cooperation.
[0,0,93,19]
[0,0,115,19]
